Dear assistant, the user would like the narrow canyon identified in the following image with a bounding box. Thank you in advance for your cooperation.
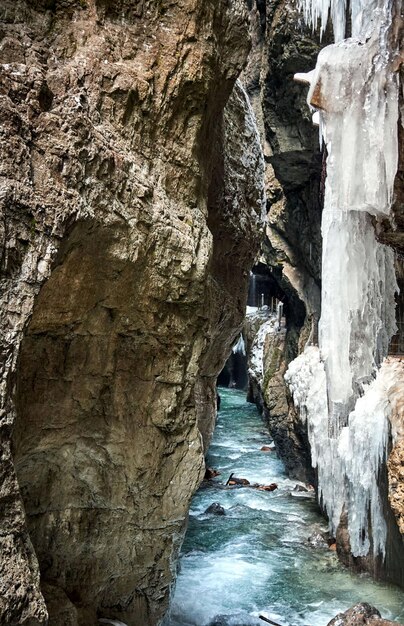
[0,1,402,625]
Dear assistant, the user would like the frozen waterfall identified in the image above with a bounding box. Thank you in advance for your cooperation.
[286,0,401,557]
[232,333,246,356]
[285,350,403,557]
[298,0,399,43]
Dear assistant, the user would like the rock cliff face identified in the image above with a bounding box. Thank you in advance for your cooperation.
[241,0,326,483]
[243,0,404,590]
[0,2,263,624]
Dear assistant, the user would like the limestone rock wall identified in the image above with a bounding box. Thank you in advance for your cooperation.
[241,0,326,483]
[196,81,264,450]
[0,2,263,624]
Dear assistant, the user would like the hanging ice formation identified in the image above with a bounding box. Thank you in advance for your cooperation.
[232,333,246,356]
[285,0,401,557]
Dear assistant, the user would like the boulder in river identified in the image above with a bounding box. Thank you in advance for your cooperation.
[226,473,250,486]
[326,603,403,625]
[204,502,226,516]
[256,483,278,492]
[293,483,314,493]
[290,483,315,499]
[205,467,221,480]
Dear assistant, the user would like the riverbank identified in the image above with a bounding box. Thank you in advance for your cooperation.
[169,389,404,626]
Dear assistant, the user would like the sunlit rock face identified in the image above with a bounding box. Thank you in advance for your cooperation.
[0,1,264,624]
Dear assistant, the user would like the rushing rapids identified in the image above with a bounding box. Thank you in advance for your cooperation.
[168,389,404,626]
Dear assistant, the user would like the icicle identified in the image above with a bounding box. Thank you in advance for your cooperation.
[320,211,397,413]
[297,0,347,42]
[285,352,402,557]
[290,0,401,558]
[232,334,246,356]
[297,0,391,43]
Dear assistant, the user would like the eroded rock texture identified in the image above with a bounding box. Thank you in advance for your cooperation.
[241,0,326,482]
[0,1,263,624]
[327,603,404,626]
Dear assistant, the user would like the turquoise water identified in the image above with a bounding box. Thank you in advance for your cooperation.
[169,388,404,626]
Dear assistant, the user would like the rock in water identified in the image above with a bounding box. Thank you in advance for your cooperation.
[205,467,221,480]
[326,603,403,626]
[204,503,226,516]
[228,476,251,486]
[307,531,329,549]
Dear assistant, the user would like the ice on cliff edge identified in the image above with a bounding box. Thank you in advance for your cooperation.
[298,0,399,43]
[308,2,399,417]
[285,0,401,557]
[297,0,399,415]
[285,350,403,557]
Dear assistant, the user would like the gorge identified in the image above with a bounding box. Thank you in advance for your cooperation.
[0,0,403,625]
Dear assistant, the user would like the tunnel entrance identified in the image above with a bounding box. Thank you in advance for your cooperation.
[247,262,286,310]
[218,264,290,390]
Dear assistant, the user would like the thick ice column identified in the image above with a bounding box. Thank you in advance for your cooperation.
[287,0,401,558]
[305,3,399,415]
[321,210,397,418]
[308,38,399,219]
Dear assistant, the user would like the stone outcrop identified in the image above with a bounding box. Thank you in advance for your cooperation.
[244,307,313,480]
[388,439,404,535]
[0,1,263,624]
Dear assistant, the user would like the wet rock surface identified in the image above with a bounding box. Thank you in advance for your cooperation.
[0,1,263,624]
[327,603,403,626]
[240,0,327,484]
[204,502,226,516]
[307,530,329,549]
[244,308,313,482]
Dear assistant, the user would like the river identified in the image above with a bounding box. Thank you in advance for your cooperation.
[168,388,404,626]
